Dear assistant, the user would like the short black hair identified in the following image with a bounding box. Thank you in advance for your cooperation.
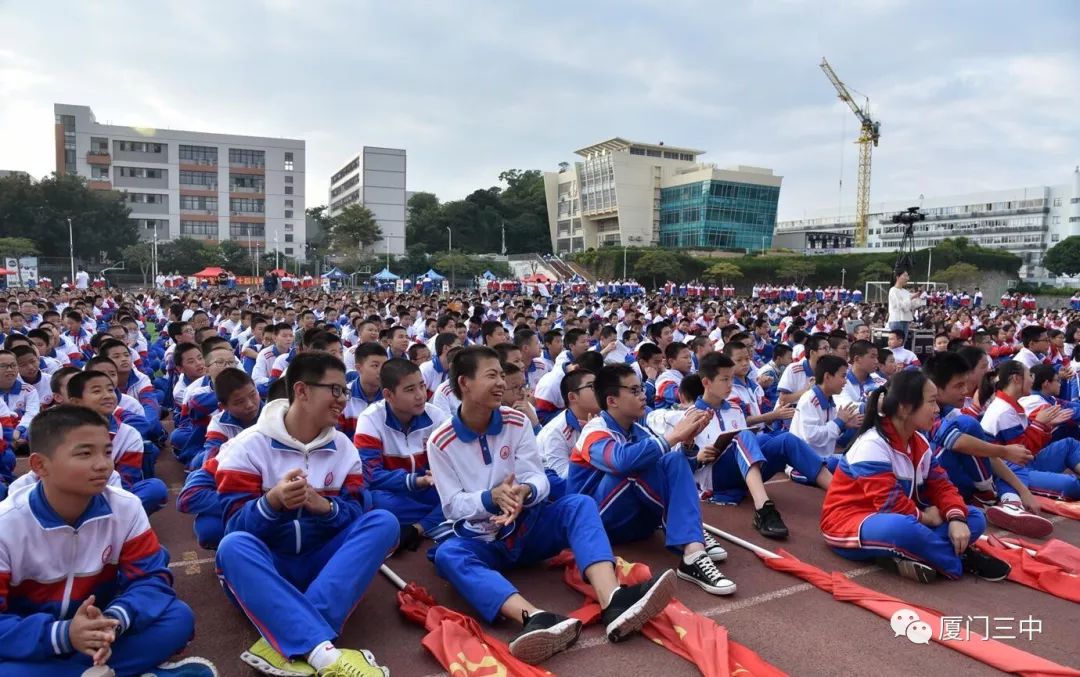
[574,351,605,375]
[214,368,255,403]
[174,342,201,367]
[955,345,986,371]
[493,343,520,364]
[773,343,793,360]
[380,358,421,391]
[449,345,501,399]
[722,341,748,358]
[167,321,190,340]
[98,338,128,357]
[10,344,37,362]
[561,368,595,404]
[84,355,117,372]
[201,335,232,355]
[29,405,109,458]
[434,332,459,356]
[679,373,704,402]
[267,378,289,402]
[50,366,81,396]
[285,352,346,404]
[849,340,876,361]
[698,352,734,380]
[594,363,637,411]
[353,342,386,364]
[480,320,504,342]
[1020,325,1047,346]
[814,354,847,383]
[636,343,662,362]
[922,351,972,389]
[564,328,587,347]
[664,341,689,362]
[66,370,113,399]
[1031,363,1058,391]
[808,333,831,354]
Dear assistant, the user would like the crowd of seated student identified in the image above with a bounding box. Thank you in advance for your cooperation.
[8,282,1080,675]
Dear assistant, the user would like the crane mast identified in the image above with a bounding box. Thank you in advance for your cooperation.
[820,57,880,248]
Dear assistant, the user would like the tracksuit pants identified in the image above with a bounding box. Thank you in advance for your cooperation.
[937,449,996,500]
[132,478,168,515]
[830,506,986,579]
[998,438,1080,501]
[177,469,225,550]
[433,494,615,623]
[369,487,449,539]
[708,431,826,504]
[216,509,399,658]
[0,598,194,676]
[579,452,705,550]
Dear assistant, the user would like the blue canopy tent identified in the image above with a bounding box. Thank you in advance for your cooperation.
[481,270,497,280]
[372,268,400,281]
[423,268,446,281]
[321,266,349,280]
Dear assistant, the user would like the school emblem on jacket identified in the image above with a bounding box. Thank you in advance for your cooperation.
[500,445,511,460]
[324,471,334,486]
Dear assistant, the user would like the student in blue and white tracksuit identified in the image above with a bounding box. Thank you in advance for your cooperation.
[427,346,677,665]
[789,356,860,469]
[0,406,209,676]
[570,363,735,595]
[354,359,450,549]
[215,353,397,674]
[693,353,831,539]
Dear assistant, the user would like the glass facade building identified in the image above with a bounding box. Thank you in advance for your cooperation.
[660,180,780,250]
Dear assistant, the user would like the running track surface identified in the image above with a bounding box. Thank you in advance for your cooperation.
[129,455,1080,676]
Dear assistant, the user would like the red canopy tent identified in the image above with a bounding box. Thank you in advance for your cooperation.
[0,268,12,276]
[268,268,288,276]
[523,273,550,283]
[193,267,226,278]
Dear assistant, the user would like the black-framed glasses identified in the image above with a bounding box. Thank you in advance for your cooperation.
[570,385,595,393]
[616,385,645,397]
[303,382,348,398]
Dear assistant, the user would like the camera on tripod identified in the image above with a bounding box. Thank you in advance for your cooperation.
[892,206,926,273]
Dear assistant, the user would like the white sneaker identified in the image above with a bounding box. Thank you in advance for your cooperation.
[986,501,1053,538]
[677,550,737,596]
[702,531,728,561]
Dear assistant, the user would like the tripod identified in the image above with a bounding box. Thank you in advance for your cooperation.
[891,206,925,273]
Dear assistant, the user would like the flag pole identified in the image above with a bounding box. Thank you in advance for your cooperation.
[702,522,781,559]
[380,563,408,590]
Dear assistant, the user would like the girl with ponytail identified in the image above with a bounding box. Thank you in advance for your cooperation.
[820,370,1011,582]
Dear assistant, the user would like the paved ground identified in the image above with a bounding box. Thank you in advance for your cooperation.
[120,453,1079,677]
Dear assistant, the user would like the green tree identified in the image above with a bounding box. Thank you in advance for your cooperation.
[1042,236,1080,277]
[120,242,154,286]
[703,261,743,284]
[634,250,683,287]
[0,237,39,286]
[774,257,816,285]
[215,240,251,273]
[330,204,382,254]
[158,238,209,275]
[0,173,136,263]
[858,261,895,288]
[934,262,981,289]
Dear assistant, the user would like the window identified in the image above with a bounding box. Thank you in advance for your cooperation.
[230,198,265,214]
[284,152,294,171]
[284,199,293,208]
[178,145,217,164]
[228,148,265,168]
[629,147,646,156]
[90,137,109,154]
[284,186,293,195]
[284,210,293,218]
[284,247,294,255]
[180,195,218,211]
[128,193,166,205]
[331,174,359,197]
[117,166,163,179]
[91,166,109,179]
[135,218,167,231]
[180,220,217,237]
[230,223,265,237]
[229,174,264,192]
[284,223,294,232]
[116,141,163,153]
[179,170,217,188]
[285,234,294,242]
[1053,197,1062,207]
[331,158,359,184]
[284,175,293,184]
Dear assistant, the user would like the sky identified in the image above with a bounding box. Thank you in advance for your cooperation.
[2,0,1079,222]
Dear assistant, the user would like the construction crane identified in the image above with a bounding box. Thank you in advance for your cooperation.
[820,57,881,248]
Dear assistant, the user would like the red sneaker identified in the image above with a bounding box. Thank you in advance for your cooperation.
[985,502,1053,538]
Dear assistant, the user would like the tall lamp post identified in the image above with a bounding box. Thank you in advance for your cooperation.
[446,227,454,288]
[622,235,642,279]
[66,217,75,283]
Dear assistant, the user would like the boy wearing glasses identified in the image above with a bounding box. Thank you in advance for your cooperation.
[570,364,735,596]
[172,341,239,469]
[0,349,39,455]
[215,352,397,675]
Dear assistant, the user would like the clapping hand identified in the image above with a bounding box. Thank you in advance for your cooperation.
[70,595,119,664]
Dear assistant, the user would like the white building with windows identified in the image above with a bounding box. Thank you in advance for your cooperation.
[54,103,306,260]
[774,167,1080,280]
[328,147,406,256]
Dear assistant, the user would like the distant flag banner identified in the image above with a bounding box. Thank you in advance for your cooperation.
[973,535,1080,604]
[550,551,787,677]
[761,549,1080,677]
[396,582,553,677]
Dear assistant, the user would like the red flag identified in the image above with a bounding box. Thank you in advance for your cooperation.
[550,551,786,677]
[396,583,554,677]
[763,549,1080,677]
[973,536,1080,603]
[1035,496,1080,521]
